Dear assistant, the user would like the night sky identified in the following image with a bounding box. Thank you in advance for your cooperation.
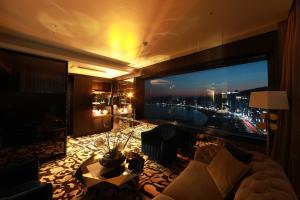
[145,60,268,98]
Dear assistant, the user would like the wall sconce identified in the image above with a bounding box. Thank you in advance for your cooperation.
[249,91,289,155]
[127,92,133,98]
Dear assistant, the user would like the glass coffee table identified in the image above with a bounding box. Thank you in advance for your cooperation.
[75,154,140,199]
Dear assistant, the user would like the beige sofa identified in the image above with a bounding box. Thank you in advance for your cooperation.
[153,145,297,200]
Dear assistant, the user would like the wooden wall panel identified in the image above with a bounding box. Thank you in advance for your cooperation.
[0,49,67,164]
[70,74,112,137]
[135,78,145,120]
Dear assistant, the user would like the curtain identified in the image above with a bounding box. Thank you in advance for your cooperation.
[272,0,300,197]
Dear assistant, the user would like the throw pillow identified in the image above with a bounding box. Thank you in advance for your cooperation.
[225,143,252,164]
[207,148,250,198]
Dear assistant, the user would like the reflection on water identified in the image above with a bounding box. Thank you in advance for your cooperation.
[144,104,265,140]
[144,104,208,127]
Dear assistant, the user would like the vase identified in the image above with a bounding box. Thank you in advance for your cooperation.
[100,150,126,168]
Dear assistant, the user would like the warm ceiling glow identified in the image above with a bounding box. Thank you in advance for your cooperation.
[68,61,128,78]
[108,24,139,62]
[0,0,292,73]
[37,1,101,39]
[124,78,134,83]
[129,55,171,68]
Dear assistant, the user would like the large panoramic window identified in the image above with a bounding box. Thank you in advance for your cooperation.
[144,60,268,138]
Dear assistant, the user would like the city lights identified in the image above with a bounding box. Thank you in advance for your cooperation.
[145,60,268,137]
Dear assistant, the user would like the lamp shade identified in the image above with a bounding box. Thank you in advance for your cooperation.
[249,91,289,110]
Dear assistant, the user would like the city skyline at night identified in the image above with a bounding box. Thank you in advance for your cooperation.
[144,60,269,136]
[145,60,268,98]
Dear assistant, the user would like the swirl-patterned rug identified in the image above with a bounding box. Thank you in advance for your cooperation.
[39,123,190,199]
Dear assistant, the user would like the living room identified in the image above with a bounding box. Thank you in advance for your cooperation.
[0,0,299,199]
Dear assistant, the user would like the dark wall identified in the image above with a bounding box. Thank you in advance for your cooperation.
[135,31,279,119]
[69,74,112,137]
[0,49,67,165]
[135,78,145,119]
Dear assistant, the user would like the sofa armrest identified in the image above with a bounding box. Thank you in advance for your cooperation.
[194,147,202,161]
[141,129,158,141]
[0,160,40,189]
[235,154,297,200]
[8,183,53,200]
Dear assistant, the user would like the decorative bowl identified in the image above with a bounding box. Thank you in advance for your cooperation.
[100,151,126,168]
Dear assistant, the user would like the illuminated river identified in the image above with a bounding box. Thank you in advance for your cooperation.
[144,104,208,127]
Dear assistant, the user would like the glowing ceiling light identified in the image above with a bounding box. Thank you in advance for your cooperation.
[124,78,134,83]
[108,24,139,62]
[68,61,128,79]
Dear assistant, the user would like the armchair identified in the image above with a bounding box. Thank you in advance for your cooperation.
[0,160,53,200]
[141,124,179,164]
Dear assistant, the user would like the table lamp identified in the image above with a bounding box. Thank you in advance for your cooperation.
[249,91,289,155]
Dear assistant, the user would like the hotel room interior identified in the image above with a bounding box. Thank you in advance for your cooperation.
[0,0,299,199]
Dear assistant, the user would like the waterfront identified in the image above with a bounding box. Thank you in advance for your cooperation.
[144,104,265,139]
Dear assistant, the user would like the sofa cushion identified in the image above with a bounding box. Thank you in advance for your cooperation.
[163,160,222,200]
[207,148,250,198]
[234,151,297,200]
[4,180,41,197]
[225,143,252,164]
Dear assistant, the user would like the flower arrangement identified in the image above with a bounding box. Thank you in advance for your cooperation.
[95,127,134,160]
[95,128,135,168]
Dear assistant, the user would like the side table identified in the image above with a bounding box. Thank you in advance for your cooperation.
[75,154,141,200]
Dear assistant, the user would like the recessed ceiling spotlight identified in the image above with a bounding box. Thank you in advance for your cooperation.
[50,23,57,28]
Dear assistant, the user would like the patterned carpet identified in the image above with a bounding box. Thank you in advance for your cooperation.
[39,122,190,199]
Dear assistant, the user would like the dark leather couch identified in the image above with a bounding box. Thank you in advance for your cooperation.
[0,160,53,200]
[141,124,179,164]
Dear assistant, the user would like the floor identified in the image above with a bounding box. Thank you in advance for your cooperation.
[39,122,190,199]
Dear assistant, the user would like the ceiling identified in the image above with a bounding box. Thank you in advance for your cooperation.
[0,0,292,78]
